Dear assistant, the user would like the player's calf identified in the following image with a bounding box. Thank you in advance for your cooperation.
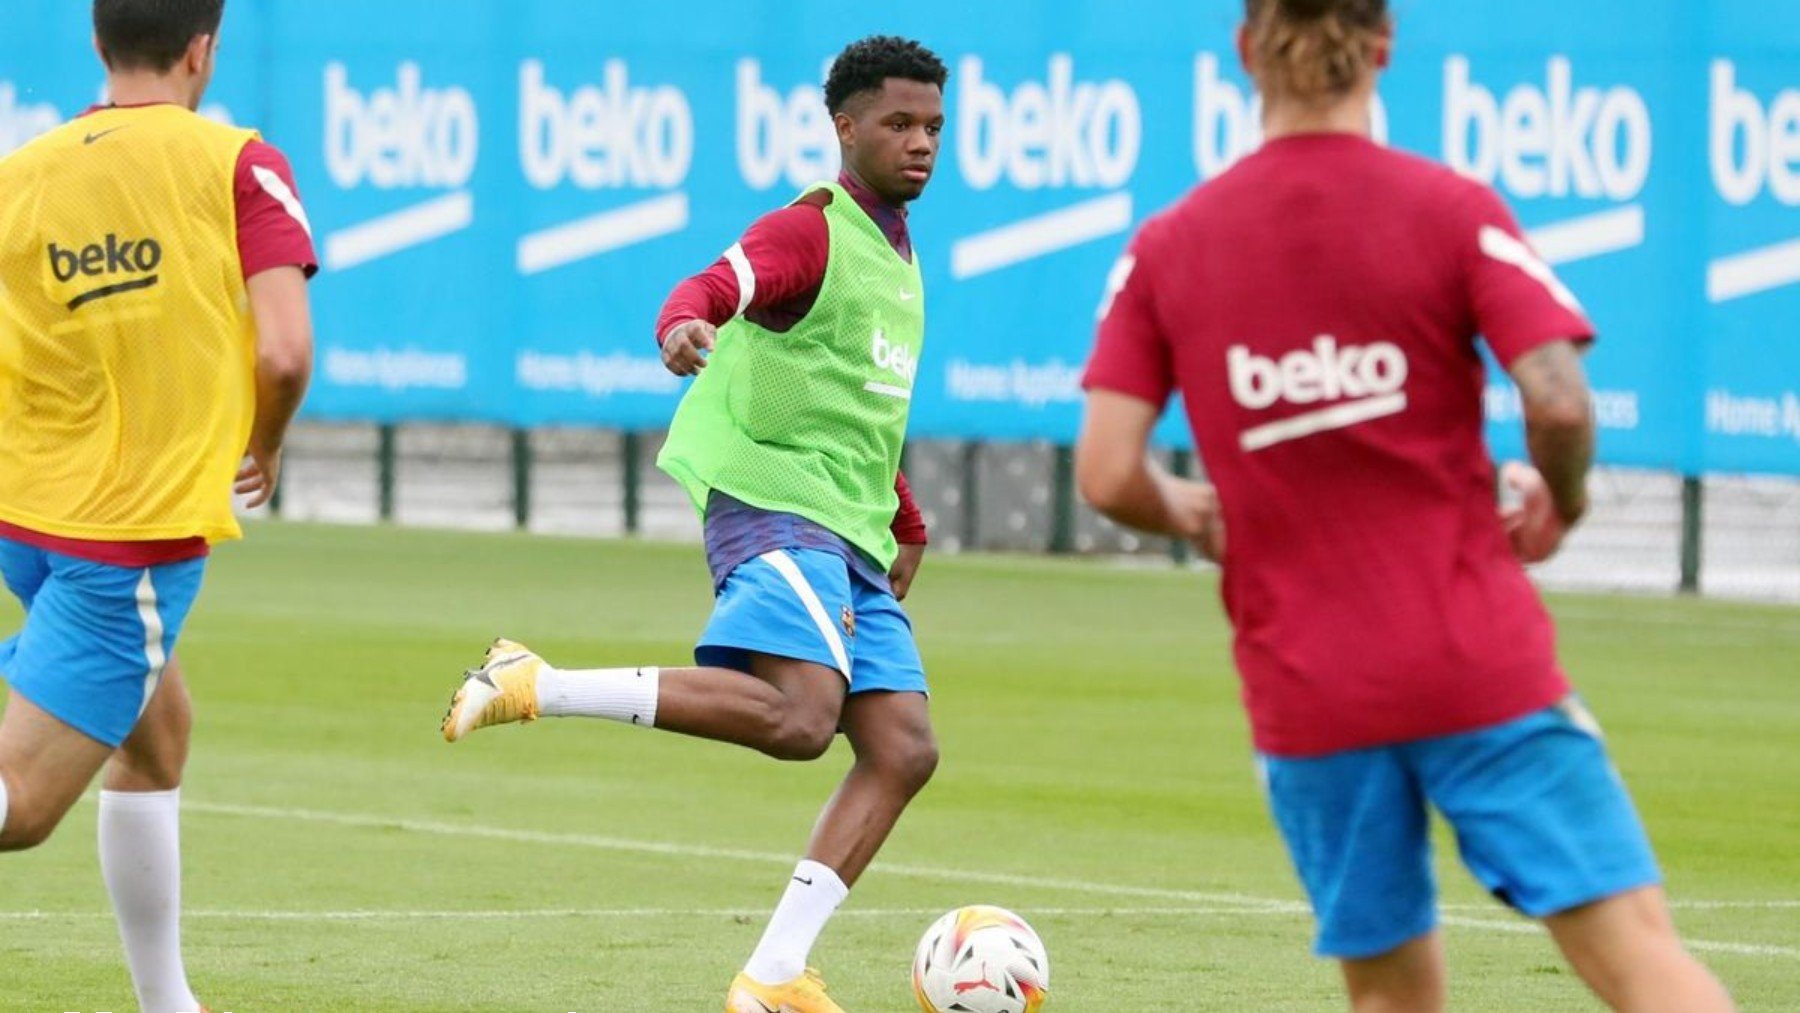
[1546,886,1735,1012]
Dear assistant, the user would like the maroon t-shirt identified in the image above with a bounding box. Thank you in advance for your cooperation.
[1084,133,1594,757]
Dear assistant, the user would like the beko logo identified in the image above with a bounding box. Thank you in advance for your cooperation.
[1707,60,1800,304]
[47,234,164,310]
[949,55,1140,280]
[1227,338,1410,451]
[321,62,479,271]
[737,59,838,191]
[1444,56,1651,268]
[516,60,694,275]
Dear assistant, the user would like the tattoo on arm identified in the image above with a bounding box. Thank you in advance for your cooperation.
[1508,340,1595,524]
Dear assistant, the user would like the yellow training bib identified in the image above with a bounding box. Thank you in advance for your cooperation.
[0,104,259,543]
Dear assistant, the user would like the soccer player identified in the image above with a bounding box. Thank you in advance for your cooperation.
[442,36,945,1012]
[0,2,316,1011]
[1075,1,1734,1011]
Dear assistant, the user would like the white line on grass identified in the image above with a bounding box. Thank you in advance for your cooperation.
[182,801,1302,911]
[0,906,1304,923]
[180,801,1798,960]
[1441,916,1800,960]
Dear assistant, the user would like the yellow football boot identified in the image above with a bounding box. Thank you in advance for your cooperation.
[726,968,846,1012]
[440,639,544,742]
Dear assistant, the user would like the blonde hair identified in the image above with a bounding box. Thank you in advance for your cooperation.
[1245,0,1390,102]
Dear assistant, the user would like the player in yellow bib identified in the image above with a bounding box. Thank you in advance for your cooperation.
[0,3,315,1011]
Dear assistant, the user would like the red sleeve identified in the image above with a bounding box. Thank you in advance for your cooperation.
[1082,228,1175,407]
[1458,184,1595,366]
[235,140,318,280]
[891,470,928,545]
[655,203,830,343]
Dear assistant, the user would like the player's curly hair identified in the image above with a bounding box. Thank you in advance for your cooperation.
[824,36,949,115]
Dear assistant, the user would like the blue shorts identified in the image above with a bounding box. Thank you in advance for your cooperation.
[1259,698,1661,960]
[0,539,206,748]
[696,548,927,695]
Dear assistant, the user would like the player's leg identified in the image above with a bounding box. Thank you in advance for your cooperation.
[1544,886,1733,1012]
[1259,747,1447,1012]
[729,575,933,1013]
[1340,932,1447,1013]
[0,541,194,851]
[0,693,113,850]
[100,657,205,1013]
[443,549,853,760]
[1417,697,1732,1013]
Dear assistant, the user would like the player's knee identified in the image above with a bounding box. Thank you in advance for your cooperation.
[756,703,837,761]
[885,733,939,795]
[110,740,188,791]
[0,795,63,852]
[772,718,837,761]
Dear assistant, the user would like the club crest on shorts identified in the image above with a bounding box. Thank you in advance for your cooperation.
[841,604,856,639]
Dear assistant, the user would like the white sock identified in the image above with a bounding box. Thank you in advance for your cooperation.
[536,665,660,726]
[743,860,850,986]
[99,788,200,1013]
[0,774,9,838]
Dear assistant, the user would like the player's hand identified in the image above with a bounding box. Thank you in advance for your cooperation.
[889,541,926,600]
[660,320,717,376]
[236,444,282,509]
[1500,461,1568,564]
[1166,477,1226,563]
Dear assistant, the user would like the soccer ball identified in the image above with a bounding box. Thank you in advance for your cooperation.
[912,905,1050,1013]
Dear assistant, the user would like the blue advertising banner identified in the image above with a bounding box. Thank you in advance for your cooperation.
[2,1,1796,473]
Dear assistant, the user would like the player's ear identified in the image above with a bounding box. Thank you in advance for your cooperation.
[186,33,214,75]
[93,33,111,71]
[1235,22,1255,78]
[833,110,856,149]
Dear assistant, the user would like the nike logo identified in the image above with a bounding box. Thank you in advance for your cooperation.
[792,876,814,886]
[898,289,917,301]
[83,127,127,145]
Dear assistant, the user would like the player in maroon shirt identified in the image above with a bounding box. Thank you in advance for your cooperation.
[1077,1,1733,1010]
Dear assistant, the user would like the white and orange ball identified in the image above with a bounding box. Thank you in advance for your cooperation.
[912,905,1050,1013]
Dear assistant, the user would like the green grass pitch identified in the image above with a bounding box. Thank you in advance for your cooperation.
[2,522,1796,1011]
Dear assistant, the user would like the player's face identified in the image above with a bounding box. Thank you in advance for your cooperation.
[841,78,944,205]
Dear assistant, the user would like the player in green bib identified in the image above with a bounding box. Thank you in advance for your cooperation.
[441,37,947,1012]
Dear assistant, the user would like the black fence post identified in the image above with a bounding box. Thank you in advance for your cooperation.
[960,441,981,552]
[622,430,642,535]
[377,423,397,522]
[1680,475,1703,595]
[1050,443,1076,554]
[512,428,532,531]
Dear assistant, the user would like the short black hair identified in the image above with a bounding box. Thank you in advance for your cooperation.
[94,0,225,72]
[824,35,948,115]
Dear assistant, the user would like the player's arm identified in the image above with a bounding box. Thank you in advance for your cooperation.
[237,267,314,508]
[1502,341,1594,562]
[1459,183,1597,563]
[1076,235,1225,560]
[655,201,831,376]
[1076,392,1223,561]
[232,140,318,508]
[888,470,928,599]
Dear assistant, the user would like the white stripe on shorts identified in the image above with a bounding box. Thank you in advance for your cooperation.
[756,551,851,680]
[134,569,168,718]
